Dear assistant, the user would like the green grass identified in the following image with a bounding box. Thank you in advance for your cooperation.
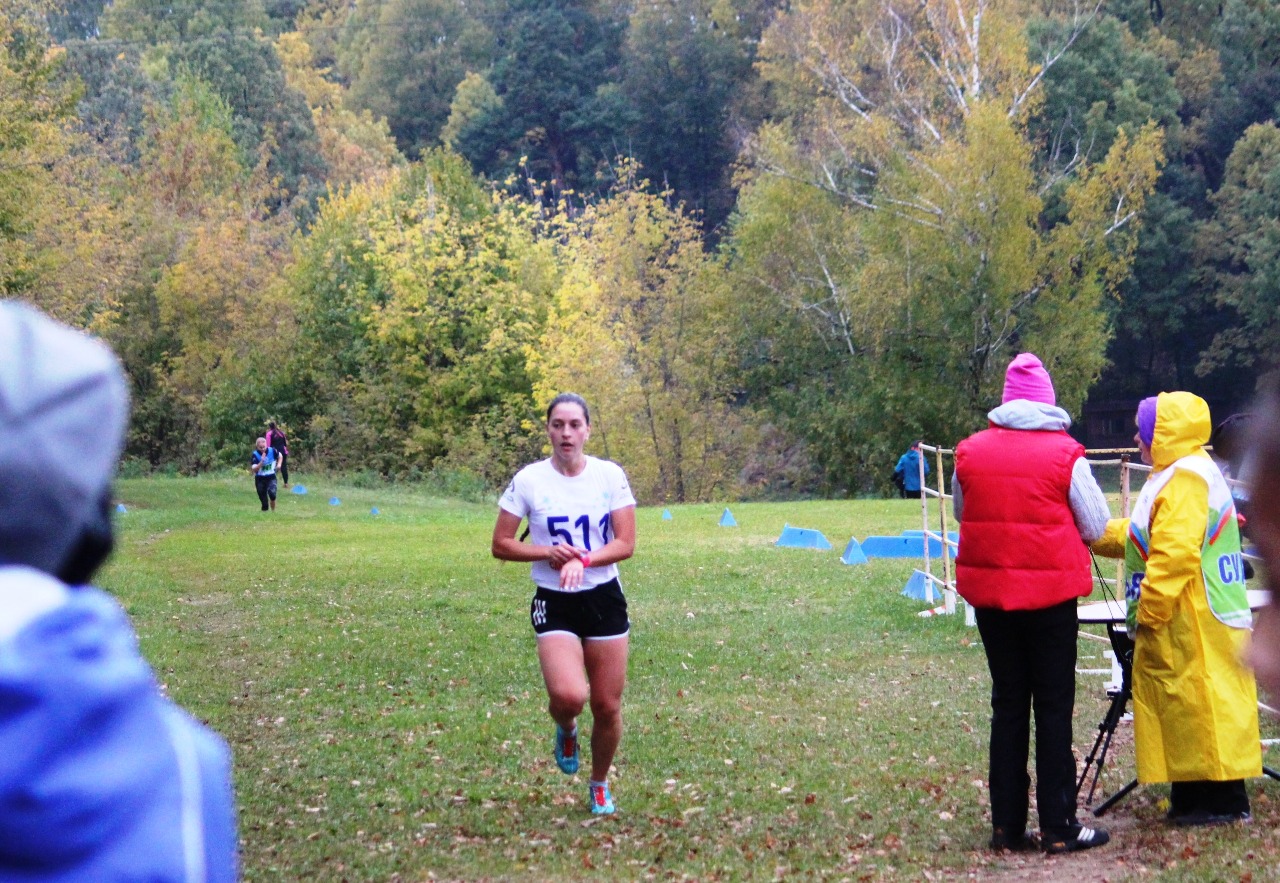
[103,477,1280,880]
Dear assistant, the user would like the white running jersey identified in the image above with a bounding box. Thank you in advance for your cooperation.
[499,456,636,591]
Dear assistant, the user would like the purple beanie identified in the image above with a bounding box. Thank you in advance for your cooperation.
[1002,353,1056,405]
[1137,396,1158,447]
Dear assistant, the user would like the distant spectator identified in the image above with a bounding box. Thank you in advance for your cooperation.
[266,421,290,488]
[0,301,238,881]
[893,440,930,498]
[250,436,282,512]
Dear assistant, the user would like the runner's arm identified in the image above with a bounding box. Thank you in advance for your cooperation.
[491,508,584,566]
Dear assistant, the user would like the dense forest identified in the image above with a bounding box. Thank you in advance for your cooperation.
[3,0,1278,500]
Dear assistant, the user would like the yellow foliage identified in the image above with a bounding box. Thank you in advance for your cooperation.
[532,174,752,502]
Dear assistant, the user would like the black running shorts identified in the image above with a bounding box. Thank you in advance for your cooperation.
[530,579,630,640]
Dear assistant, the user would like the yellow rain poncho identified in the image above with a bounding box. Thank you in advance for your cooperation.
[1093,392,1261,783]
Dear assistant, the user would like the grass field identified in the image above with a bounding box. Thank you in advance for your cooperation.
[104,477,1280,881]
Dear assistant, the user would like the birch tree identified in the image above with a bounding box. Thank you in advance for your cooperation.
[731,0,1164,489]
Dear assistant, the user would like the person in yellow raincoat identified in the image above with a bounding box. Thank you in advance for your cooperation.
[1093,391,1261,825]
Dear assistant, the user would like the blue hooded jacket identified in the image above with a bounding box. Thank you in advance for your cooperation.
[894,447,930,492]
[0,567,237,882]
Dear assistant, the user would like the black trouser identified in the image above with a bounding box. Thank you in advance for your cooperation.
[1169,779,1249,817]
[279,452,289,485]
[255,473,277,510]
[975,600,1079,837]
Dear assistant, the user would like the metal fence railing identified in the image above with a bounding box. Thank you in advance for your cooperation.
[911,446,1252,622]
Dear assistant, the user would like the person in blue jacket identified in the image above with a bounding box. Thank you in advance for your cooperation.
[0,302,238,882]
[893,440,931,498]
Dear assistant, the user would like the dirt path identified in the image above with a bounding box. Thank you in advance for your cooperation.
[947,725,1280,882]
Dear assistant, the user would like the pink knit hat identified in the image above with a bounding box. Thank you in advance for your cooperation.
[1002,353,1056,405]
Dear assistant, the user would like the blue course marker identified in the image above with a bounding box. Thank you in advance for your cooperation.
[662,509,673,521]
[840,538,868,565]
[370,507,380,516]
[291,485,308,495]
[861,535,944,558]
[329,497,341,506]
[115,503,128,514]
[719,508,737,527]
[901,569,935,601]
[775,525,833,550]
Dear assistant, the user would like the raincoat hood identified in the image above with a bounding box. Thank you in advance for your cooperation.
[0,567,238,881]
[1150,391,1212,470]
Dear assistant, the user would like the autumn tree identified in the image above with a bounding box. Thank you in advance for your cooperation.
[533,166,751,502]
[1196,122,1280,380]
[94,74,297,466]
[337,0,493,158]
[1073,0,1280,408]
[166,32,328,207]
[450,0,625,196]
[615,0,762,231]
[101,0,268,43]
[731,0,1164,489]
[0,2,79,297]
[285,151,558,482]
[59,40,164,165]
[1031,13,1180,178]
[46,0,108,42]
[276,31,403,189]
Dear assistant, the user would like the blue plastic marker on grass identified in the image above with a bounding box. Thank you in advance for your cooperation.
[329,497,341,506]
[115,503,127,514]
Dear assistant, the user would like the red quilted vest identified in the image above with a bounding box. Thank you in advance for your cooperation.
[954,426,1093,611]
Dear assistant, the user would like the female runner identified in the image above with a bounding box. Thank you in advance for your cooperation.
[492,393,636,815]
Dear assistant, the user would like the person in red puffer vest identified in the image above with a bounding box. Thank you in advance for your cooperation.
[953,353,1111,855]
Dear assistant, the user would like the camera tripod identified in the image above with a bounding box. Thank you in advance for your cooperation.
[1076,620,1136,816]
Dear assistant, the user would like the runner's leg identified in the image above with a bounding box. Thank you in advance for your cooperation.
[583,635,629,782]
[537,633,588,732]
